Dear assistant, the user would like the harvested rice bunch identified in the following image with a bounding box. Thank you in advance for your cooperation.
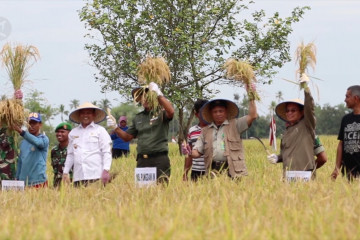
[0,99,27,128]
[136,56,171,117]
[223,58,260,101]
[295,42,316,89]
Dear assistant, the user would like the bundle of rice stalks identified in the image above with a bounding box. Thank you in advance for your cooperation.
[223,58,260,101]
[135,57,171,120]
[0,43,39,129]
[137,56,171,85]
[295,42,316,89]
[0,99,27,128]
[0,43,40,90]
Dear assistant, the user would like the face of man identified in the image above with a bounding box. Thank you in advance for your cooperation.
[345,90,357,109]
[55,129,70,144]
[79,109,95,127]
[28,120,41,136]
[285,103,304,124]
[210,106,227,125]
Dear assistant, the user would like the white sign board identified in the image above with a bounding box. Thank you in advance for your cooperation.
[1,180,25,191]
[286,171,312,182]
[135,167,157,187]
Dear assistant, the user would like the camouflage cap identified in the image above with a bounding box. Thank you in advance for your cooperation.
[55,122,72,132]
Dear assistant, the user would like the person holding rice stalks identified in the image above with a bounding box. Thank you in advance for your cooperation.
[63,103,113,187]
[0,90,23,182]
[267,42,319,179]
[106,56,174,183]
[12,112,49,188]
[331,85,360,181]
[190,95,257,178]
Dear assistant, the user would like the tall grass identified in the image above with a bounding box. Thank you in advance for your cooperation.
[1,136,360,240]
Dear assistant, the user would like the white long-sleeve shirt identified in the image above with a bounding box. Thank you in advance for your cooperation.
[64,122,112,182]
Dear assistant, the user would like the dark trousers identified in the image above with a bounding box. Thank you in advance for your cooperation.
[191,170,206,181]
[136,152,170,183]
[73,179,99,187]
[112,149,130,158]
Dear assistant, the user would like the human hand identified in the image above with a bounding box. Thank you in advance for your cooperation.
[267,154,278,164]
[245,82,256,93]
[148,82,163,97]
[181,143,191,155]
[14,89,23,100]
[62,173,71,184]
[299,73,310,83]
[331,168,339,180]
[106,116,117,130]
[183,173,188,181]
[101,170,110,185]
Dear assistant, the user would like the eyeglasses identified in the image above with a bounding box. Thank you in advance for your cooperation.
[286,109,298,113]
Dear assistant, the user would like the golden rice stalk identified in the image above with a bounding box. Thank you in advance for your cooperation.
[295,42,316,89]
[223,58,260,100]
[0,43,40,90]
[137,56,171,86]
[0,99,27,128]
[133,86,161,119]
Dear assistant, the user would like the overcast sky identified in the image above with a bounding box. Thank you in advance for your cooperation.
[0,0,359,122]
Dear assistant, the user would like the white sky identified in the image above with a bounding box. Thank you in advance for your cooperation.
[0,0,359,123]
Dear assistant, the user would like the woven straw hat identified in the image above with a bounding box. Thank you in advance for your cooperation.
[200,99,239,124]
[69,102,106,124]
[275,98,304,122]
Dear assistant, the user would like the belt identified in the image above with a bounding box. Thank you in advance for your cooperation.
[137,151,168,159]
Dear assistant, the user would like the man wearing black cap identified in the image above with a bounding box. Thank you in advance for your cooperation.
[51,122,72,188]
[190,93,257,178]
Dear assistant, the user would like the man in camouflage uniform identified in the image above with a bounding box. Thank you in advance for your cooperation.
[51,122,72,188]
[0,128,16,180]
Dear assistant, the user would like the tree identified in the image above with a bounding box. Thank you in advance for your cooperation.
[276,91,283,103]
[69,99,80,110]
[98,98,111,110]
[79,0,309,147]
[57,104,69,122]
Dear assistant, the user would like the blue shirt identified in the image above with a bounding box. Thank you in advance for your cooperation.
[16,131,49,186]
[110,126,130,151]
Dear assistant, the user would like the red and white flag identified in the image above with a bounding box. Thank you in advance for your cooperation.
[269,113,277,151]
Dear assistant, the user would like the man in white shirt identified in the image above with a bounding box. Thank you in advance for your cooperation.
[63,102,112,187]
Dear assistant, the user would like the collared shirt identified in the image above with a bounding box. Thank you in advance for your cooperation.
[194,118,248,162]
[64,122,112,182]
[16,131,49,186]
[127,110,171,154]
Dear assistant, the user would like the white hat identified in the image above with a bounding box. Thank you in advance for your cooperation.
[69,102,106,124]
[275,98,304,122]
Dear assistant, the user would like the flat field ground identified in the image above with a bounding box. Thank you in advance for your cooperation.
[1,135,360,240]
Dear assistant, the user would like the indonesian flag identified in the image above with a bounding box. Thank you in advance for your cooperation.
[269,113,277,151]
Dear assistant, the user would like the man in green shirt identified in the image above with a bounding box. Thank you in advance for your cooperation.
[50,122,72,188]
[107,82,174,182]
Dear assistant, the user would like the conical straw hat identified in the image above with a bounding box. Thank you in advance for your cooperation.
[275,98,304,122]
[69,102,106,124]
[200,99,239,124]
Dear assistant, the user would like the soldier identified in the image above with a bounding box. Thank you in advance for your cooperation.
[51,122,72,188]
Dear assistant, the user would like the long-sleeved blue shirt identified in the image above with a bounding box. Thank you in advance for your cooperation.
[16,131,49,186]
[110,126,130,150]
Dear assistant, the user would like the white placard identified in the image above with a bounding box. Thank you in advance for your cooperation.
[135,167,157,187]
[1,180,25,191]
[286,171,312,182]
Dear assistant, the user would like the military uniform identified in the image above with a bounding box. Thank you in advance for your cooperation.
[51,145,72,187]
[0,128,16,180]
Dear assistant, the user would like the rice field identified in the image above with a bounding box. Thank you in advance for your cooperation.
[1,135,359,240]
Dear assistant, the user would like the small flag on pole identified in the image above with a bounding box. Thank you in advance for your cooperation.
[269,112,277,151]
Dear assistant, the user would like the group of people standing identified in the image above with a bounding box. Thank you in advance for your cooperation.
[0,83,359,188]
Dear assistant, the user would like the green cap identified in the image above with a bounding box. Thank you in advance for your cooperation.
[55,122,73,132]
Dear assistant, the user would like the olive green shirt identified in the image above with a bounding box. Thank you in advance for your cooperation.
[127,110,171,154]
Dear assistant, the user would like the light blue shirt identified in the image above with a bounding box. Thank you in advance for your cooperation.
[16,131,49,186]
